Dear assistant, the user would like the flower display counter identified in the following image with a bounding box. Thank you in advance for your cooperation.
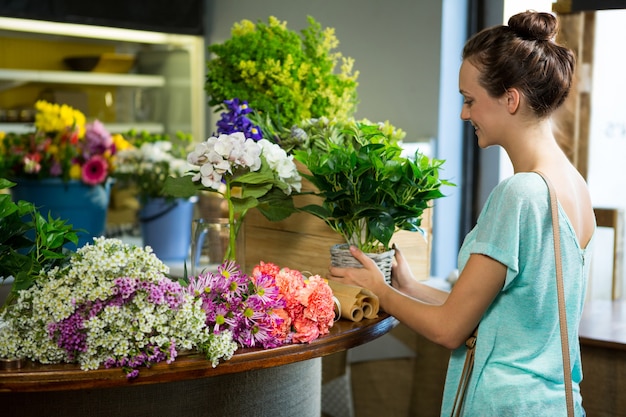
[0,313,397,417]
[577,300,626,416]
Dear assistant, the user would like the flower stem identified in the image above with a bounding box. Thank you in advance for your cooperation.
[224,180,237,262]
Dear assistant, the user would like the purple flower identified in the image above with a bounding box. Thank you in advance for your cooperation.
[215,99,263,141]
[84,120,113,156]
[186,260,289,349]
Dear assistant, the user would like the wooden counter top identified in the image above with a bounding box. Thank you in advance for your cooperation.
[0,313,398,393]
[578,300,626,350]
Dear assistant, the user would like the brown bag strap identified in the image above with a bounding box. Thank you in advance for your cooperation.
[450,327,478,417]
[535,171,575,417]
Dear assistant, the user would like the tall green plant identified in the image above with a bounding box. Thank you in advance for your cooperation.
[205,15,359,149]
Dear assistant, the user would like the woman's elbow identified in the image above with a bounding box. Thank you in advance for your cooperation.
[431,328,472,350]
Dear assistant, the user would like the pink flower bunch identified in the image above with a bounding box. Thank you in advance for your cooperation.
[252,261,335,344]
[188,260,335,349]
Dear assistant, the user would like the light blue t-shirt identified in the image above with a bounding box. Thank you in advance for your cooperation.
[440,173,592,417]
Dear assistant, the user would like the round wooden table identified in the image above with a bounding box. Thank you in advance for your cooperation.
[1,314,397,417]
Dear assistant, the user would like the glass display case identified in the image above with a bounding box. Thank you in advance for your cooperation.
[0,16,205,140]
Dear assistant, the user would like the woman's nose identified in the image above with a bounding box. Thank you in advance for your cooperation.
[460,106,470,121]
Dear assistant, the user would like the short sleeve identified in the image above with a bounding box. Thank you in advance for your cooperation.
[469,173,550,290]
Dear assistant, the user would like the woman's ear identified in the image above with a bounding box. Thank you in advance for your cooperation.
[504,88,521,114]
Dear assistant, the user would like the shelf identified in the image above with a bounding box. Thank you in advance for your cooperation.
[0,122,164,135]
[0,69,165,92]
[0,16,205,142]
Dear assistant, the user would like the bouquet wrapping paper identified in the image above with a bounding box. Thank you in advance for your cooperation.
[328,280,379,322]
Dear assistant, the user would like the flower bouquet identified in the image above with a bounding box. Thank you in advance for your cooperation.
[112,130,197,261]
[112,129,194,203]
[0,100,121,186]
[188,260,335,348]
[0,236,335,378]
[0,237,237,378]
[205,16,359,152]
[0,100,126,248]
[164,99,302,262]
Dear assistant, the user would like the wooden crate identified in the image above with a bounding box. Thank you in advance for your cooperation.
[243,191,432,280]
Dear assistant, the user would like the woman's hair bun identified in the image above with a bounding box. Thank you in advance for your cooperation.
[508,10,557,41]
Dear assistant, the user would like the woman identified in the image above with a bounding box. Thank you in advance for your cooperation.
[328,11,595,416]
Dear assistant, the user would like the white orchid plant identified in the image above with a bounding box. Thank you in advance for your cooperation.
[164,131,302,261]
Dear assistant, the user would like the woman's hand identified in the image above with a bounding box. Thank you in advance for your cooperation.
[390,244,418,293]
[327,245,389,296]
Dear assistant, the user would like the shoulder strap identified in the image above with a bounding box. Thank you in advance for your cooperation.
[451,327,478,417]
[534,171,575,417]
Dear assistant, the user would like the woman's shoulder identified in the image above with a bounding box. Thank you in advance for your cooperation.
[491,172,548,203]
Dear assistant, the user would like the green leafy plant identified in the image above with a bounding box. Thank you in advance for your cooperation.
[0,178,78,308]
[205,15,359,150]
[293,118,453,253]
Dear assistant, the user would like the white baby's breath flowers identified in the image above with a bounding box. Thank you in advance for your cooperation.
[0,237,237,375]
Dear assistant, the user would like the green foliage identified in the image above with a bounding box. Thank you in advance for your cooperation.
[294,119,454,252]
[205,16,359,138]
[0,178,78,308]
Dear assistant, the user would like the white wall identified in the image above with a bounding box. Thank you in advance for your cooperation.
[204,0,443,141]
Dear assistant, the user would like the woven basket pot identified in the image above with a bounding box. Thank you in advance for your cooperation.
[330,243,395,284]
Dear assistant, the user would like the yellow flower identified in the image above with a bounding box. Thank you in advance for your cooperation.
[48,144,59,156]
[232,19,255,37]
[34,100,86,137]
[112,133,133,152]
[69,163,82,180]
[267,16,287,30]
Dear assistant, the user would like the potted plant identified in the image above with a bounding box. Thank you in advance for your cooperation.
[293,117,453,281]
[0,100,123,248]
[112,129,196,262]
[205,15,360,152]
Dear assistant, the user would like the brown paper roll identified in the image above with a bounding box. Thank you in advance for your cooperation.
[356,288,379,319]
[327,280,379,322]
[332,296,342,321]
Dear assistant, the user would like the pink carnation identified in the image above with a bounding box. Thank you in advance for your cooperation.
[299,275,335,334]
[252,262,335,344]
[274,267,305,311]
[292,316,321,343]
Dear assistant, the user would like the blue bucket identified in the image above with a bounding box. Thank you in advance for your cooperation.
[139,197,196,262]
[11,178,111,249]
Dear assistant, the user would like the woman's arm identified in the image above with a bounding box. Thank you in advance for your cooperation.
[328,246,506,349]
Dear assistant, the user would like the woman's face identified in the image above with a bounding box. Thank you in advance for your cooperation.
[458,60,510,148]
